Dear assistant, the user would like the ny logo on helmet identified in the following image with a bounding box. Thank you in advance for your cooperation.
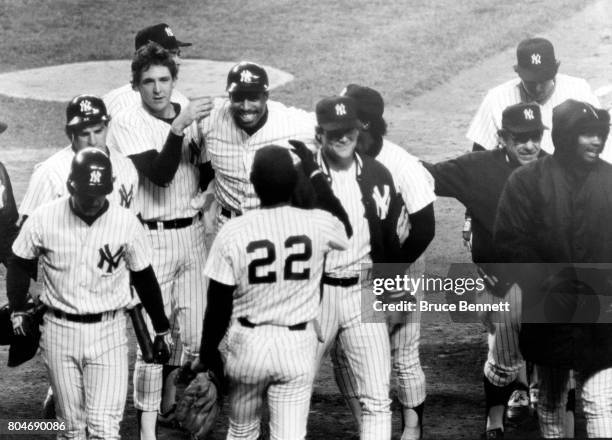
[523,109,535,120]
[164,26,174,37]
[372,185,390,220]
[97,244,124,274]
[240,70,258,84]
[89,170,102,184]
[335,104,346,116]
[531,53,542,65]
[80,100,99,115]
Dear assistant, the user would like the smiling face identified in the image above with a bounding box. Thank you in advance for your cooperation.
[575,131,604,165]
[320,127,360,168]
[229,91,268,129]
[136,64,176,118]
[502,129,543,165]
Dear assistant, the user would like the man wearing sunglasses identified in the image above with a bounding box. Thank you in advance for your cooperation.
[423,102,545,440]
[198,61,316,232]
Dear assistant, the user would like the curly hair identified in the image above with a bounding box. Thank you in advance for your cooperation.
[131,42,178,88]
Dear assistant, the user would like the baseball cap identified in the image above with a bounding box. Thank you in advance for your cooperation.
[251,145,297,200]
[341,84,384,121]
[501,103,546,133]
[316,96,362,131]
[515,38,558,82]
[226,62,269,93]
[134,23,192,51]
[66,95,110,128]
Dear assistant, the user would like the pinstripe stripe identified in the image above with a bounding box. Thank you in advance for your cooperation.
[466,74,601,154]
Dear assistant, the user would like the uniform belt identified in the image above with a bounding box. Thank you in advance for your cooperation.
[238,317,307,331]
[220,207,242,218]
[322,274,360,287]
[51,308,121,323]
[139,213,201,230]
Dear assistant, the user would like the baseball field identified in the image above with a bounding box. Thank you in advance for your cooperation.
[1,0,612,438]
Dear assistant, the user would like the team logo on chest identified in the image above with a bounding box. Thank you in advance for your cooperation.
[372,184,390,219]
[97,244,125,274]
[119,184,133,208]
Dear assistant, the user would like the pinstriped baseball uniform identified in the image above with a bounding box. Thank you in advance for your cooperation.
[200,98,315,227]
[204,206,348,440]
[333,139,436,410]
[19,145,138,217]
[13,197,152,439]
[108,103,208,411]
[316,155,393,440]
[467,73,600,154]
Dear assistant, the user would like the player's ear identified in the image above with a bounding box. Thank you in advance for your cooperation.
[66,180,75,196]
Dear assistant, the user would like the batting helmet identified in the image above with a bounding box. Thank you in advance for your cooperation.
[66,94,110,131]
[67,147,114,196]
[226,61,269,93]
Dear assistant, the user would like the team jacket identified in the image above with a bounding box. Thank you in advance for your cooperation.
[494,154,612,373]
[319,152,402,264]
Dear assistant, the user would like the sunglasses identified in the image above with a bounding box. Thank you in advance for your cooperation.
[511,131,543,143]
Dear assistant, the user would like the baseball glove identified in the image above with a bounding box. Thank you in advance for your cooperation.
[175,369,221,439]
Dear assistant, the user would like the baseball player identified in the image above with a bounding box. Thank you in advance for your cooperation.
[330,85,435,440]
[312,95,403,440]
[198,61,316,232]
[424,103,546,439]
[6,148,172,440]
[107,42,212,439]
[0,121,19,267]
[103,23,190,117]
[494,99,612,438]
[196,144,349,439]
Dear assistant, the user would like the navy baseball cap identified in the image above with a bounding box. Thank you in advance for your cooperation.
[226,62,269,93]
[341,84,384,121]
[502,103,547,133]
[134,23,192,51]
[316,96,362,131]
[515,38,558,82]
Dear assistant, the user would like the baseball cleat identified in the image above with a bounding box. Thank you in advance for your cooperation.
[506,389,530,422]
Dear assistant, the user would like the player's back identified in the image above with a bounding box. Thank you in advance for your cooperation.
[211,206,348,326]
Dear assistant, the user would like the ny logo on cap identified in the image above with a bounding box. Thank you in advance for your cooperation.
[335,103,347,116]
[523,109,535,120]
[240,70,258,83]
[79,100,98,115]
[164,26,174,37]
[531,53,542,65]
[90,170,102,184]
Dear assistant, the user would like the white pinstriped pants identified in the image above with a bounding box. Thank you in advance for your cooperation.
[224,323,318,440]
[536,366,612,438]
[483,283,524,387]
[133,221,208,411]
[333,262,427,409]
[317,283,392,440]
[40,312,128,440]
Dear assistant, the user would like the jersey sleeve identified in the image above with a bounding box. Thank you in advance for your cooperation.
[466,90,500,150]
[108,112,153,156]
[316,210,349,251]
[123,215,153,271]
[19,163,62,217]
[203,228,238,285]
[12,212,43,260]
[395,157,436,213]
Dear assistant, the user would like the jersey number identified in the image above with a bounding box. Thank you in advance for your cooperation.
[247,235,312,284]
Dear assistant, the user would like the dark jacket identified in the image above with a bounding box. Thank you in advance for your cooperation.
[494,154,612,373]
[0,162,18,267]
[319,152,402,263]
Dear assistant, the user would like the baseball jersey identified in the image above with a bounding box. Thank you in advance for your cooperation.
[467,73,600,153]
[204,206,348,326]
[376,139,435,214]
[19,145,139,217]
[13,197,152,315]
[108,104,202,221]
[103,83,189,118]
[200,98,316,213]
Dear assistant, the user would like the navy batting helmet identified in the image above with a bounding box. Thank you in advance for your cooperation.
[227,61,269,93]
[67,147,113,196]
[66,94,110,131]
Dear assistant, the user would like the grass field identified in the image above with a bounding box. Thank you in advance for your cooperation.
[0,0,605,438]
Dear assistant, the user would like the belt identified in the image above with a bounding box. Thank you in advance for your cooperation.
[238,317,307,331]
[322,274,360,287]
[139,213,201,230]
[220,207,242,219]
[51,309,121,323]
